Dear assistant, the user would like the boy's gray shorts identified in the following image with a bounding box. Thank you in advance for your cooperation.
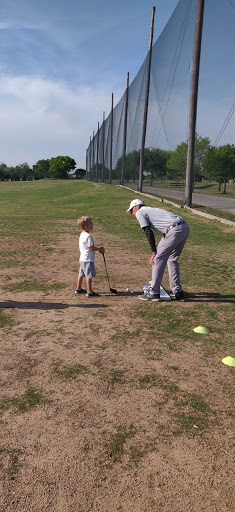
[79,261,96,279]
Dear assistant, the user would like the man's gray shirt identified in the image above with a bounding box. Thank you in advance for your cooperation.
[136,206,184,235]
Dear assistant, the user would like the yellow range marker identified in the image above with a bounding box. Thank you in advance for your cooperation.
[193,325,210,334]
[221,356,235,367]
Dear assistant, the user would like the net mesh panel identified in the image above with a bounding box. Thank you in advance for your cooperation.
[87,0,235,184]
[197,0,235,148]
[146,0,197,150]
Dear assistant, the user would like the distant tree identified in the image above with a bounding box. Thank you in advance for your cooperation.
[0,163,9,180]
[126,150,140,182]
[114,158,122,181]
[115,150,140,182]
[12,163,33,181]
[74,168,86,179]
[194,135,211,181]
[49,156,76,179]
[166,142,187,181]
[115,148,170,184]
[167,134,210,184]
[144,148,170,185]
[8,167,16,180]
[202,144,235,193]
[33,159,50,179]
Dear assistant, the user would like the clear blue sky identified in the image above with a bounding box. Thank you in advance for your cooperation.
[0,0,181,168]
[0,0,234,169]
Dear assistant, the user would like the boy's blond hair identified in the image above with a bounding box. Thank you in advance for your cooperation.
[77,216,92,230]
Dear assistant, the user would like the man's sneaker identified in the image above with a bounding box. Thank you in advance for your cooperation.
[138,291,161,302]
[86,290,99,297]
[174,290,185,300]
[75,288,86,294]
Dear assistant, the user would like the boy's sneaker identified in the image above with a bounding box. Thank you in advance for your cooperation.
[86,290,99,297]
[138,291,161,302]
[75,288,86,294]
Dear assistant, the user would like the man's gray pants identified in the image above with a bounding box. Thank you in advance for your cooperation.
[151,222,190,295]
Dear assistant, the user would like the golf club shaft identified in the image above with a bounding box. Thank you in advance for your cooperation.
[103,255,111,289]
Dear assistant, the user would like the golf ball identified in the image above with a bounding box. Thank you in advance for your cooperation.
[131,290,134,294]
[126,288,130,292]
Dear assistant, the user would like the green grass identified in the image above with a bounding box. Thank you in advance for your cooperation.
[1,180,234,347]
[108,369,125,384]
[0,179,234,246]
[145,348,163,361]
[138,373,179,393]
[0,447,23,479]
[0,176,234,500]
[105,425,136,461]
[0,387,46,414]
[1,180,234,324]
[137,371,217,436]
[3,280,67,292]
[0,310,12,328]
[171,391,217,436]
[55,364,89,379]
[111,328,142,344]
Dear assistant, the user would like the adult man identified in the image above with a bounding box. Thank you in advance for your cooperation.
[126,199,190,301]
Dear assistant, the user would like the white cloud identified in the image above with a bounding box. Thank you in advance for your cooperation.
[0,21,43,31]
[0,75,122,168]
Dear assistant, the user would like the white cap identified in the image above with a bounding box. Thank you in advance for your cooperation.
[126,199,144,214]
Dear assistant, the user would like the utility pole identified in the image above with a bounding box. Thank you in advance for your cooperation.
[121,72,129,186]
[109,93,113,185]
[96,122,99,182]
[185,0,205,207]
[92,130,95,181]
[89,135,91,181]
[139,6,155,193]
[102,112,105,183]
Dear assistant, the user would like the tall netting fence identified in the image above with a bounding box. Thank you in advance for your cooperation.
[87,0,235,186]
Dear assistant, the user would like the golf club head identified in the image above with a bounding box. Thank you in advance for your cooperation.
[110,288,118,294]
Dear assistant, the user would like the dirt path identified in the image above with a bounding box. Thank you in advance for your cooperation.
[0,224,234,512]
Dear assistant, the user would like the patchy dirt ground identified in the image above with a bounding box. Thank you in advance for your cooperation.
[0,224,234,512]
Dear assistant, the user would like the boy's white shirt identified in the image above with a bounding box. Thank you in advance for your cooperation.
[79,231,95,262]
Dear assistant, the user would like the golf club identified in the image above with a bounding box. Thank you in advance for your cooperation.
[103,254,118,294]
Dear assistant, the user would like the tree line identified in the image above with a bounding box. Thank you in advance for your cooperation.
[0,156,86,181]
[2,135,235,191]
[110,134,234,193]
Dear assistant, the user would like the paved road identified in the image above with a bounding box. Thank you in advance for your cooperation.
[126,184,235,214]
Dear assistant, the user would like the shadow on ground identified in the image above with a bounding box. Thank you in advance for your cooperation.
[0,291,234,310]
[185,292,235,303]
[0,300,108,310]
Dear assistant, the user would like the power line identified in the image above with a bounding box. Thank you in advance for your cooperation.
[214,101,235,146]
[227,0,235,11]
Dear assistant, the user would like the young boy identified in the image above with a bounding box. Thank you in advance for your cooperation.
[75,216,104,297]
